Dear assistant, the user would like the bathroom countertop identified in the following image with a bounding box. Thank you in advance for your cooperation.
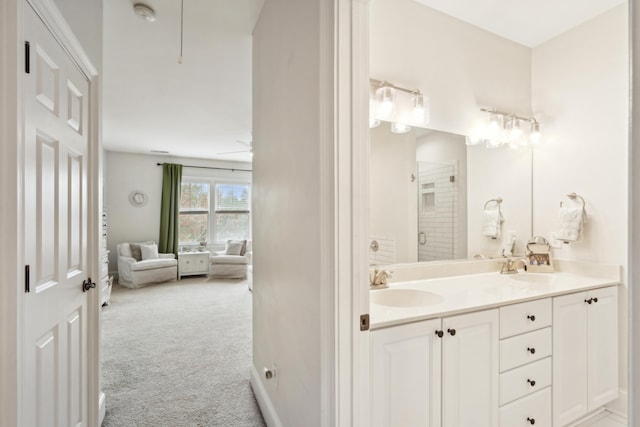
[370,270,620,330]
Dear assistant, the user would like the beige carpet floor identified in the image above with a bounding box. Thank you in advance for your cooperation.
[101,276,265,426]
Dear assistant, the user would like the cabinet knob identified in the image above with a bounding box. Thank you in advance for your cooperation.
[527,417,535,425]
[527,347,536,354]
[593,297,598,303]
[527,378,536,387]
[585,298,593,304]
[435,330,444,338]
[527,314,536,321]
[447,328,456,336]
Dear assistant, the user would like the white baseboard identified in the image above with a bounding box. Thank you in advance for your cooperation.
[250,365,283,427]
[99,391,106,425]
[605,389,628,419]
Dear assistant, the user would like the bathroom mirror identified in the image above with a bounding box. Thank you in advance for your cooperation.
[368,0,538,265]
[369,124,532,265]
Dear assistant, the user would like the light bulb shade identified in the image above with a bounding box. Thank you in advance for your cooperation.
[509,118,522,141]
[411,94,429,124]
[487,113,502,139]
[369,98,381,128]
[530,122,541,144]
[375,86,396,119]
[391,122,411,134]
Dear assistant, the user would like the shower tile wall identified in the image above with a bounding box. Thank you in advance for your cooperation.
[418,161,457,261]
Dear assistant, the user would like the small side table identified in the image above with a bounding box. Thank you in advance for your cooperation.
[178,251,210,279]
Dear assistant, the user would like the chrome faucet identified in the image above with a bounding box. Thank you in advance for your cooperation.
[500,258,528,274]
[370,269,393,289]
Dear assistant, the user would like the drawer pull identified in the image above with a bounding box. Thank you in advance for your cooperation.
[527,417,536,425]
[527,314,536,321]
[447,328,456,336]
[527,347,536,354]
[527,378,536,387]
[435,330,444,338]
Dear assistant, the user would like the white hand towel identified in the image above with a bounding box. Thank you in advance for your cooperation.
[482,209,501,239]
[556,206,584,242]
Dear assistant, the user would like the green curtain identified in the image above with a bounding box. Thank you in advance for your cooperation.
[158,163,182,255]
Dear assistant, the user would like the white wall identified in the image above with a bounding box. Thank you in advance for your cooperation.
[369,124,417,264]
[370,0,531,137]
[104,151,251,273]
[532,4,629,394]
[52,0,102,69]
[252,0,326,424]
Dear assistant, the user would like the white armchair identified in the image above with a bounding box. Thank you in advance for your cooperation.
[117,241,177,288]
[209,240,251,279]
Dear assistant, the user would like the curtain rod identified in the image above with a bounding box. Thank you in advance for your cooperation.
[156,163,252,173]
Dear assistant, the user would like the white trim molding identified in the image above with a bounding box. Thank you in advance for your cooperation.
[26,0,98,78]
[250,366,284,427]
[0,1,24,425]
[333,0,371,426]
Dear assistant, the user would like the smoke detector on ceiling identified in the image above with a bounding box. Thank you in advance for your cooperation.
[133,3,156,22]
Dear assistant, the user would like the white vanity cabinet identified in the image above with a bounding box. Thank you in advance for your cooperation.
[553,286,619,426]
[371,309,499,427]
[371,318,442,427]
[498,298,553,426]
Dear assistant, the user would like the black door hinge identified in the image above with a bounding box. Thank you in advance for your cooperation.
[25,265,30,293]
[360,314,370,331]
[25,41,30,74]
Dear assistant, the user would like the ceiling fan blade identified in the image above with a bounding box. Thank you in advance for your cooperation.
[216,150,250,155]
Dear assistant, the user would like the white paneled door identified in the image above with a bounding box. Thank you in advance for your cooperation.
[23,4,92,426]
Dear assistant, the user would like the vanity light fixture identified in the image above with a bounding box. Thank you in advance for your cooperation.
[133,3,156,22]
[468,108,542,148]
[369,78,430,131]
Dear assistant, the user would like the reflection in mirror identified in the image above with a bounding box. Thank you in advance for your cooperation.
[369,123,532,266]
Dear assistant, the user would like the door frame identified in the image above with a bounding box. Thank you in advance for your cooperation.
[0,0,101,425]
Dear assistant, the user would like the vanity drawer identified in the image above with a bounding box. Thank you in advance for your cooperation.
[500,387,551,427]
[499,357,551,405]
[500,327,551,372]
[500,298,552,338]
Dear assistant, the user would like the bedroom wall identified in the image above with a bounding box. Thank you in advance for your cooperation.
[104,151,251,275]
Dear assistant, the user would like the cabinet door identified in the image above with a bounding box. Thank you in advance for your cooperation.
[371,319,442,427]
[587,286,619,410]
[442,309,499,427]
[553,291,588,426]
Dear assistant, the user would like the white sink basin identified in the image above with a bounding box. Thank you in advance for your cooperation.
[371,289,444,308]
[509,273,555,285]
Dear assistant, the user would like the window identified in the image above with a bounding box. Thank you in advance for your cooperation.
[214,183,250,242]
[179,179,251,244]
[179,181,210,243]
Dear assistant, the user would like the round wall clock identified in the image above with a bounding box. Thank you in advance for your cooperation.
[128,190,148,207]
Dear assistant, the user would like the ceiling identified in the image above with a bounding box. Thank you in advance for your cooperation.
[102,0,625,162]
[102,0,264,162]
[414,0,626,47]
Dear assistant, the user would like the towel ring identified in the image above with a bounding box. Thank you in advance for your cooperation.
[483,197,503,210]
[562,192,587,220]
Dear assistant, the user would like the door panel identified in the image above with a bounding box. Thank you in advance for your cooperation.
[24,4,91,426]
